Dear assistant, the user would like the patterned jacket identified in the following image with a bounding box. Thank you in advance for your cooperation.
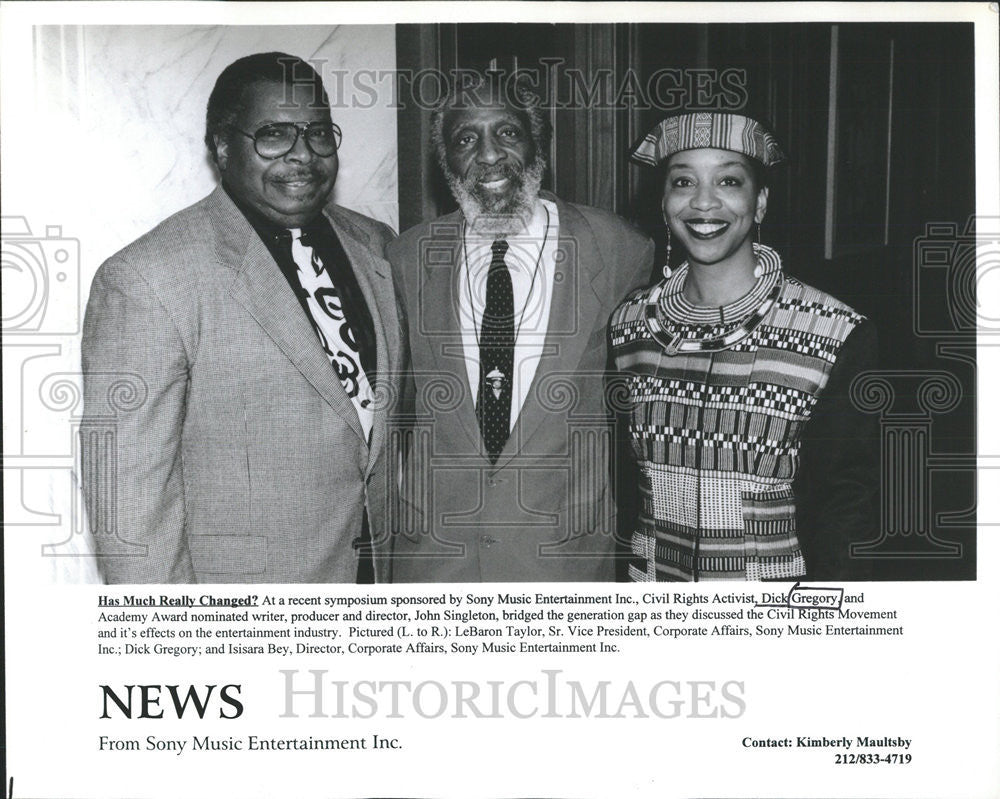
[610,244,878,581]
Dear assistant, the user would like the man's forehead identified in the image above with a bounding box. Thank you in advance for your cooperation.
[238,80,330,119]
[443,103,528,131]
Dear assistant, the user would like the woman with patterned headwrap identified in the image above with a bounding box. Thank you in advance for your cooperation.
[611,112,878,582]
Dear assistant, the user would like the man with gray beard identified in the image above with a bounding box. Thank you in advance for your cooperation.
[387,75,653,582]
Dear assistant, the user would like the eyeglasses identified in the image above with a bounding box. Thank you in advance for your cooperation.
[229,121,342,159]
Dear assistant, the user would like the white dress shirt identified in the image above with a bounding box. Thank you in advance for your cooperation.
[458,198,559,432]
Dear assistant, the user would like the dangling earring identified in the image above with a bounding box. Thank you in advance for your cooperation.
[662,227,673,279]
[753,222,763,278]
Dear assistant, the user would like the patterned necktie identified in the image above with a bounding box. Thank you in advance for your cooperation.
[289,229,375,440]
[477,239,514,463]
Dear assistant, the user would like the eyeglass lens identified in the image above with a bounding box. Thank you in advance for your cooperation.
[254,123,340,158]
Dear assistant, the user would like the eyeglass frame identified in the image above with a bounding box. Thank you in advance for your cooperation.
[227,120,343,160]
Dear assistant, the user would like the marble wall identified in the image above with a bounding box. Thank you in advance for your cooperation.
[31,24,398,279]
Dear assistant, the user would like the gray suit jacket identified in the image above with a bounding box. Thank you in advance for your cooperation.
[386,195,653,582]
[81,187,403,583]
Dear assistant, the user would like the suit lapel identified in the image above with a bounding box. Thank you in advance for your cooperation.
[328,208,399,473]
[496,198,606,469]
[420,215,483,451]
[213,189,366,444]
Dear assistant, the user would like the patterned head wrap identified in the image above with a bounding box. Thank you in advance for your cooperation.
[631,112,786,168]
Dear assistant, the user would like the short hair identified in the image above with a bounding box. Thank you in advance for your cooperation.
[204,52,330,160]
[429,72,551,173]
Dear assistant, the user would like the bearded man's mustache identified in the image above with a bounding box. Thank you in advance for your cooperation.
[463,166,524,206]
[468,164,520,183]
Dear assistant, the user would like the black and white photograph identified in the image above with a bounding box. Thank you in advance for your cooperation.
[2,3,997,798]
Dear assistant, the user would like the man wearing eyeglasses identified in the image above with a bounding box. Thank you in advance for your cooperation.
[81,52,403,584]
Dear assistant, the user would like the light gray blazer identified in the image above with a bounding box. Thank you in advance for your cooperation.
[387,194,653,582]
[81,187,403,583]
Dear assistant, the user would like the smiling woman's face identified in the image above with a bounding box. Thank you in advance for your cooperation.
[662,148,768,270]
